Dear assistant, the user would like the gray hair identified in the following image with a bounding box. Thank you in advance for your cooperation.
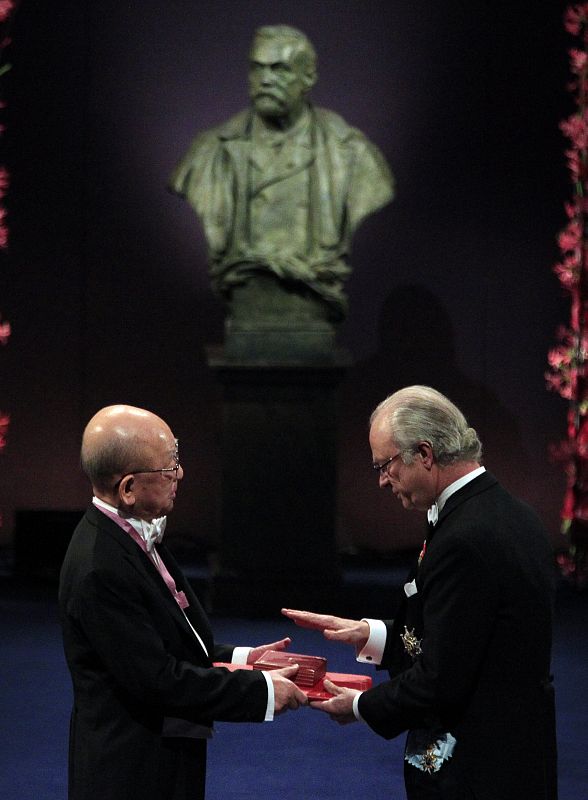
[370,385,482,466]
[80,433,140,492]
[252,25,317,77]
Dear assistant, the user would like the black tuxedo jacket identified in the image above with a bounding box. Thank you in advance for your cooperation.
[358,472,557,800]
[59,505,268,800]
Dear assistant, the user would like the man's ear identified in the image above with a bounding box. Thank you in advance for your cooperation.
[117,475,136,511]
[302,67,317,92]
[417,442,434,470]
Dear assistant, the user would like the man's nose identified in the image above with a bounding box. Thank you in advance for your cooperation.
[260,66,276,83]
[379,472,390,489]
[177,464,185,481]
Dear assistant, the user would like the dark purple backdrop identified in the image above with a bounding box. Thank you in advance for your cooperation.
[0,0,573,554]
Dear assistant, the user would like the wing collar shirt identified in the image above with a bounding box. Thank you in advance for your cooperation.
[92,497,275,723]
[352,467,486,720]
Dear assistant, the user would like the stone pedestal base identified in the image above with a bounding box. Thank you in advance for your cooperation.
[207,348,350,617]
[224,273,339,363]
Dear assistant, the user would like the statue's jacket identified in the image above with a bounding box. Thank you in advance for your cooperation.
[169,106,394,314]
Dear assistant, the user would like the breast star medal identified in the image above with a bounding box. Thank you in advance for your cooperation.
[401,626,423,658]
[420,744,440,774]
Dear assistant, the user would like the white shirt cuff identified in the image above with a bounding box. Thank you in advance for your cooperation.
[261,671,274,721]
[356,618,387,665]
[231,646,251,665]
[229,648,273,720]
[352,692,365,722]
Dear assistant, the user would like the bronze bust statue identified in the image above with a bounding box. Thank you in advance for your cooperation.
[170,25,394,359]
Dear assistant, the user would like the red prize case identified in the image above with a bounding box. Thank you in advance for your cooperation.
[214,650,372,700]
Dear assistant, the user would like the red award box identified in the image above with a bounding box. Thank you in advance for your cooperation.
[305,671,372,700]
[251,650,327,688]
[213,651,372,700]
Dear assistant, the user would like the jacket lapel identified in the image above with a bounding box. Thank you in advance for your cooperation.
[89,506,211,658]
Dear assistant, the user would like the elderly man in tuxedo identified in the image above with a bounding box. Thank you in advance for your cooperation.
[284,385,557,800]
[59,404,306,800]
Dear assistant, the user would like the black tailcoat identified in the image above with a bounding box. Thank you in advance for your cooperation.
[358,472,558,800]
[59,506,268,800]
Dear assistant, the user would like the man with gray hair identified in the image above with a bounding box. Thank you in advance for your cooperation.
[284,386,557,799]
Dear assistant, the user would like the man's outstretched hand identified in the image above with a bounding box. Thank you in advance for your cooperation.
[247,637,291,665]
[281,609,369,650]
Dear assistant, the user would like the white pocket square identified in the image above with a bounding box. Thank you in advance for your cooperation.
[404,579,418,597]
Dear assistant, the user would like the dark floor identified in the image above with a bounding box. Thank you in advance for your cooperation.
[0,566,586,799]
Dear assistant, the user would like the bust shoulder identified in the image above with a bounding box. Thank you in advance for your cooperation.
[313,106,366,143]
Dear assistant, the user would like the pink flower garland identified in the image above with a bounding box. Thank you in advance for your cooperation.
[547,3,588,586]
[0,0,13,463]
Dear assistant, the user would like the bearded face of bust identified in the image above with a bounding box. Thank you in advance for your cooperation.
[248,34,316,123]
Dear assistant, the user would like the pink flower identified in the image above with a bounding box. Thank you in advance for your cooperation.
[560,113,588,149]
[0,166,9,199]
[565,4,588,36]
[545,370,574,400]
[564,147,582,182]
[0,202,8,247]
[559,219,583,251]
[554,253,581,290]
[0,1,14,24]
[565,9,581,37]
[554,265,577,290]
[0,412,9,450]
[565,200,580,218]
[545,371,562,390]
[0,318,10,345]
[570,47,588,74]
[548,345,572,368]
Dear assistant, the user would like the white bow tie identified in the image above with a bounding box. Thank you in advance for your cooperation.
[427,503,439,526]
[138,517,167,552]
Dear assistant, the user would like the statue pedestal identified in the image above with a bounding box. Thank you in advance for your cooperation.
[224,273,339,363]
[207,347,350,617]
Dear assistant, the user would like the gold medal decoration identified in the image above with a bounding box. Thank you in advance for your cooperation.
[401,626,423,658]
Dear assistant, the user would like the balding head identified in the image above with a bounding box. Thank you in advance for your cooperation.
[251,25,317,77]
[81,405,173,494]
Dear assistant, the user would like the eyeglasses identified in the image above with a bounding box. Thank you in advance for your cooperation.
[372,452,403,476]
[131,464,181,479]
[114,440,180,488]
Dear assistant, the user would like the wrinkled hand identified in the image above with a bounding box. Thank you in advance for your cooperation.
[270,664,308,714]
[281,608,369,650]
[247,637,291,665]
[310,679,359,725]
